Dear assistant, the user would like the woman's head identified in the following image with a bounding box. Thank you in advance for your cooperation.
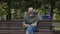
[28,7,33,14]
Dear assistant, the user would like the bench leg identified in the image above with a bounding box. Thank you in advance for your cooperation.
[50,26,55,32]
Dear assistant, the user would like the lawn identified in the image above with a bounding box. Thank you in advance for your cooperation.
[53,22,60,31]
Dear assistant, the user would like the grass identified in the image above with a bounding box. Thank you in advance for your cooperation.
[53,22,60,31]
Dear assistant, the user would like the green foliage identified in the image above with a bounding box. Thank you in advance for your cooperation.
[0,2,7,16]
[9,0,51,19]
[0,0,60,20]
[56,1,60,10]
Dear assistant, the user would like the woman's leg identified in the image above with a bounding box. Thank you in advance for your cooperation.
[26,25,34,34]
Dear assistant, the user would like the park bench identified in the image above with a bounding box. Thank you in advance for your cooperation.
[0,20,54,34]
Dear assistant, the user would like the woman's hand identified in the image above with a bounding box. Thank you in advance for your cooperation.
[23,24,29,28]
[25,24,29,27]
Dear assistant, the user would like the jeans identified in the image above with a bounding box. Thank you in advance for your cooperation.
[26,25,36,34]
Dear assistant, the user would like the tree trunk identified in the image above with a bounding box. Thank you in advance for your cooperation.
[6,0,11,20]
[50,0,55,31]
[50,0,55,20]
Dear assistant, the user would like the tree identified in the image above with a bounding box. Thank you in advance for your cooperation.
[56,1,60,10]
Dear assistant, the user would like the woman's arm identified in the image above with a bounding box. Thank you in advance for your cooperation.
[31,22,37,27]
[23,22,29,28]
[31,14,38,27]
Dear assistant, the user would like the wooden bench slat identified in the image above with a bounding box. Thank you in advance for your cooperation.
[0,21,53,31]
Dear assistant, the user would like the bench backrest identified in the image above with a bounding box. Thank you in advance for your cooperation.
[0,20,53,30]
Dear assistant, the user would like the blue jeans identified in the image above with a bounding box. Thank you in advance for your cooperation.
[26,25,36,34]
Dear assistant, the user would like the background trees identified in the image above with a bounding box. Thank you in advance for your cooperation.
[0,0,60,20]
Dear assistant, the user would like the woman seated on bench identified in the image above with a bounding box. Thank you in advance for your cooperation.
[23,7,38,34]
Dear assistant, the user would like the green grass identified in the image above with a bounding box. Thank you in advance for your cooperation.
[53,22,60,31]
